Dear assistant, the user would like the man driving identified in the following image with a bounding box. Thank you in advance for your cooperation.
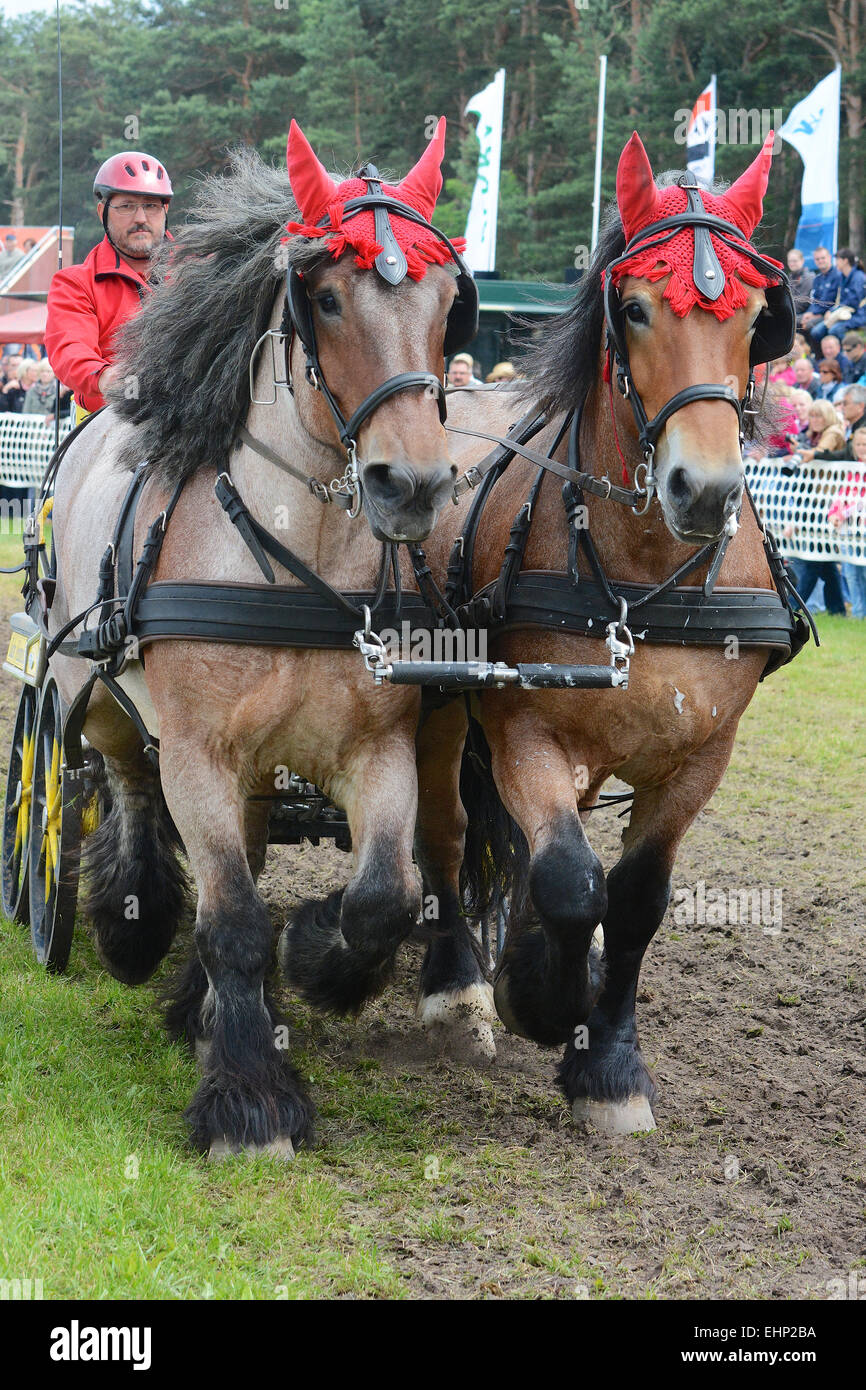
[45,151,173,424]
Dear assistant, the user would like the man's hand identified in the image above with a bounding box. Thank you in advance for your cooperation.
[800,448,816,462]
[97,366,117,396]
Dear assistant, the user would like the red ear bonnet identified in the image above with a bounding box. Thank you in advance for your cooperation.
[611,129,782,320]
[284,117,464,279]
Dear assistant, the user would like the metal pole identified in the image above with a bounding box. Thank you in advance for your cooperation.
[54,0,63,451]
[590,54,607,257]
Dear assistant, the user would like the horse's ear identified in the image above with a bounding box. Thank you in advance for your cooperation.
[286,119,339,223]
[616,132,660,240]
[722,131,775,236]
[394,116,446,218]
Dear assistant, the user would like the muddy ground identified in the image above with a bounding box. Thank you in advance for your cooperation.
[253,768,865,1299]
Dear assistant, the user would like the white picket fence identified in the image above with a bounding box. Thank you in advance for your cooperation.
[744,458,865,566]
[0,413,72,489]
[0,416,863,565]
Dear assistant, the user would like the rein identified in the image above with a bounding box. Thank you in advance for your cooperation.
[446,421,645,509]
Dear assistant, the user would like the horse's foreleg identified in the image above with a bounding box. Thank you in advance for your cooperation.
[483,712,607,1046]
[244,798,271,884]
[158,733,312,1158]
[414,701,495,1065]
[559,726,739,1134]
[279,738,421,1014]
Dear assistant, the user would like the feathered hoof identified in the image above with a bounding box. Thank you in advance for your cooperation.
[417,983,497,1066]
[571,1094,656,1135]
[208,1135,296,1162]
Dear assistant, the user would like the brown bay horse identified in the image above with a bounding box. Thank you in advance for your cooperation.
[47,122,476,1157]
[409,132,805,1132]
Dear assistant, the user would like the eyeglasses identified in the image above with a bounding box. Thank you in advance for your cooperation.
[109,201,166,217]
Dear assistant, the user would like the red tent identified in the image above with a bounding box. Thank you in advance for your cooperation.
[0,304,47,345]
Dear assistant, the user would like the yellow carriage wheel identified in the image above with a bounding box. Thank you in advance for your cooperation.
[28,677,82,972]
[1,684,39,923]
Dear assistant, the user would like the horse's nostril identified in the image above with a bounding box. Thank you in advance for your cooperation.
[362,461,454,515]
[668,466,692,508]
[363,463,415,509]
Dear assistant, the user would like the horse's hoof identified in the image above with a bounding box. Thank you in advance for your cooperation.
[571,1094,656,1135]
[417,983,497,1065]
[208,1135,296,1162]
[492,969,533,1040]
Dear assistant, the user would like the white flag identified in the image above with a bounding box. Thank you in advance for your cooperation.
[686,76,717,185]
[779,67,841,260]
[464,68,505,274]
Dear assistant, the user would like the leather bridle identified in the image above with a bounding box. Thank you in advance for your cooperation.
[273,164,477,516]
[603,173,795,514]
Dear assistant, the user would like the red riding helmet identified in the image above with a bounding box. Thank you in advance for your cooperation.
[93,152,173,203]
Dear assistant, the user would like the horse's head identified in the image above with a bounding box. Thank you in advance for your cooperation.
[606,132,794,543]
[284,120,476,542]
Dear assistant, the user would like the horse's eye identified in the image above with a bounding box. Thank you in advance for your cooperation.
[624,300,647,324]
[316,293,339,316]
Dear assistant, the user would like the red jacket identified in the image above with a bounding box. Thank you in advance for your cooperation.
[45,235,151,412]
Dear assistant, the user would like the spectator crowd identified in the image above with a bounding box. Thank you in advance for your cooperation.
[754,244,866,620]
[0,350,71,421]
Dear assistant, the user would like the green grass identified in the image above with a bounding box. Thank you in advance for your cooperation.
[0,518,863,1299]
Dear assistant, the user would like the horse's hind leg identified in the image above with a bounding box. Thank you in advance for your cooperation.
[81,720,189,986]
[559,728,738,1134]
[159,733,312,1157]
[484,713,607,1046]
[414,701,495,1064]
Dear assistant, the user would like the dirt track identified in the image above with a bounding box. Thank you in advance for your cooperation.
[255,744,865,1299]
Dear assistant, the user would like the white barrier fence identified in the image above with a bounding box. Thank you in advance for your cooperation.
[0,413,72,490]
[0,417,863,566]
[745,458,865,566]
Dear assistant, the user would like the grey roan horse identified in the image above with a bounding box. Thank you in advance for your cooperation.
[48,124,472,1157]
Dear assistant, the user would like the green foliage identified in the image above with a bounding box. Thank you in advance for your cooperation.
[0,0,863,273]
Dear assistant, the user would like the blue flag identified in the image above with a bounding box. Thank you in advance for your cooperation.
[779,67,841,263]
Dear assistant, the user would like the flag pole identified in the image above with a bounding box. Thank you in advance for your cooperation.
[590,54,607,257]
[54,0,63,451]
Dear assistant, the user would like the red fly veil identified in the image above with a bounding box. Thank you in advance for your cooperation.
[611,131,784,320]
[285,117,464,279]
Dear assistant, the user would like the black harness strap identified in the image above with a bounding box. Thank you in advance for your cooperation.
[215,474,371,621]
[215,473,276,582]
[445,409,551,610]
[130,582,436,649]
[473,571,798,651]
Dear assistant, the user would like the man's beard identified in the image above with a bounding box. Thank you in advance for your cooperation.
[113,225,158,260]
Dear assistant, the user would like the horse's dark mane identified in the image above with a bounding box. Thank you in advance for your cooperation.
[520,206,624,416]
[111,147,332,485]
[523,171,775,441]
